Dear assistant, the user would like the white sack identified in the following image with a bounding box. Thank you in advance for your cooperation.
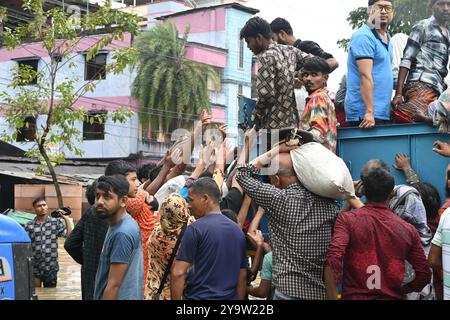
[290,142,355,200]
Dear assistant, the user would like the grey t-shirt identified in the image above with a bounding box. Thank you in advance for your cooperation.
[94,213,143,300]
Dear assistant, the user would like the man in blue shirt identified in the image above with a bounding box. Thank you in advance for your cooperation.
[93,175,144,300]
[345,0,394,128]
[171,178,248,300]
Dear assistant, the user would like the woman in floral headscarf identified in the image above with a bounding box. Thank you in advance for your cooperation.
[144,193,193,300]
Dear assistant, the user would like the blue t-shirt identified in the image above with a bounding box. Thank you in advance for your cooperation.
[345,24,393,122]
[94,214,143,300]
[176,214,248,300]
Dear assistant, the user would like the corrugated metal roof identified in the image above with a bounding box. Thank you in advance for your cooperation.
[0,159,105,186]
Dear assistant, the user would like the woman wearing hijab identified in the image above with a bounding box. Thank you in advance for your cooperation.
[144,193,192,300]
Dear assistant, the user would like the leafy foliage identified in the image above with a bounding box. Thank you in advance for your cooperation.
[338,0,431,51]
[132,23,216,136]
[0,0,141,206]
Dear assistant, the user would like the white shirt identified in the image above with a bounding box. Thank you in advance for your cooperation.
[432,209,450,300]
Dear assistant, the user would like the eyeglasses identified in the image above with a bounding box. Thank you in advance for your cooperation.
[372,4,394,13]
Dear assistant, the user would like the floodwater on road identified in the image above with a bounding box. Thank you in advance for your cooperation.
[35,239,81,300]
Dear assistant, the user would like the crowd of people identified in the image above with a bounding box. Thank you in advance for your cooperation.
[21,0,450,301]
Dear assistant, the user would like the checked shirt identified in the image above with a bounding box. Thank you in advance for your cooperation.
[236,164,340,300]
[25,216,66,276]
[254,41,312,130]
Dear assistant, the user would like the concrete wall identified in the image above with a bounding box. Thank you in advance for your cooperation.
[222,7,254,136]
[0,109,139,160]
[15,184,83,224]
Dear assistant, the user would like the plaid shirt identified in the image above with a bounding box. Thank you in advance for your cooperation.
[301,88,338,153]
[254,41,312,130]
[25,216,66,276]
[64,207,108,300]
[400,16,450,94]
[236,164,340,300]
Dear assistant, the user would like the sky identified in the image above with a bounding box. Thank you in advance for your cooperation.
[246,0,369,92]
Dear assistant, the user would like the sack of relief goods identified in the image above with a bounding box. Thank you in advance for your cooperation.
[290,142,355,200]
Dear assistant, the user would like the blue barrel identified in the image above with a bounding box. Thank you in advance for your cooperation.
[338,123,450,201]
[0,214,35,300]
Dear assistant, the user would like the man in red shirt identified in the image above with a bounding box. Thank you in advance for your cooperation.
[324,160,431,300]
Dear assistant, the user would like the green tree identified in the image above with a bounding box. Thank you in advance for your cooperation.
[0,0,140,207]
[338,0,431,50]
[132,22,217,140]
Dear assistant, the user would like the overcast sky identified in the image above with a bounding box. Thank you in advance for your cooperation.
[246,0,369,92]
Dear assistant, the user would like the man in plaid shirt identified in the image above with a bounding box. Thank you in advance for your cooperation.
[393,0,450,123]
[240,17,312,131]
[25,197,72,288]
[236,140,340,300]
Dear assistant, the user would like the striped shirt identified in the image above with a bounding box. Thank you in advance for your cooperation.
[301,88,338,153]
[400,16,450,95]
[432,209,450,300]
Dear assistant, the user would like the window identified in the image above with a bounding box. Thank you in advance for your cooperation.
[207,69,222,92]
[16,116,36,142]
[83,112,107,141]
[238,84,243,95]
[85,53,107,81]
[239,38,245,69]
[17,59,39,85]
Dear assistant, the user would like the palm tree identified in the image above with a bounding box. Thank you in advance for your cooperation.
[132,22,217,140]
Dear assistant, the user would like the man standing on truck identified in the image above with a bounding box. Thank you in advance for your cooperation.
[240,17,312,135]
[299,57,338,153]
[392,0,450,123]
[345,0,394,129]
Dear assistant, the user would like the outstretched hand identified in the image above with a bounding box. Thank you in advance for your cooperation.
[433,141,450,158]
[393,153,411,171]
[247,229,264,247]
[354,180,364,198]
[200,109,212,128]
[272,140,298,154]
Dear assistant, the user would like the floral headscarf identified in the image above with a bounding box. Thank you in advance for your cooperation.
[144,193,194,300]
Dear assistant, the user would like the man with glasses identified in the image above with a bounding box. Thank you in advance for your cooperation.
[345,0,394,129]
[393,0,450,124]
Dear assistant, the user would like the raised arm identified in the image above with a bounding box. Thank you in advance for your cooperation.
[393,153,421,185]
[145,150,176,195]
[237,195,253,229]
[433,141,450,158]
